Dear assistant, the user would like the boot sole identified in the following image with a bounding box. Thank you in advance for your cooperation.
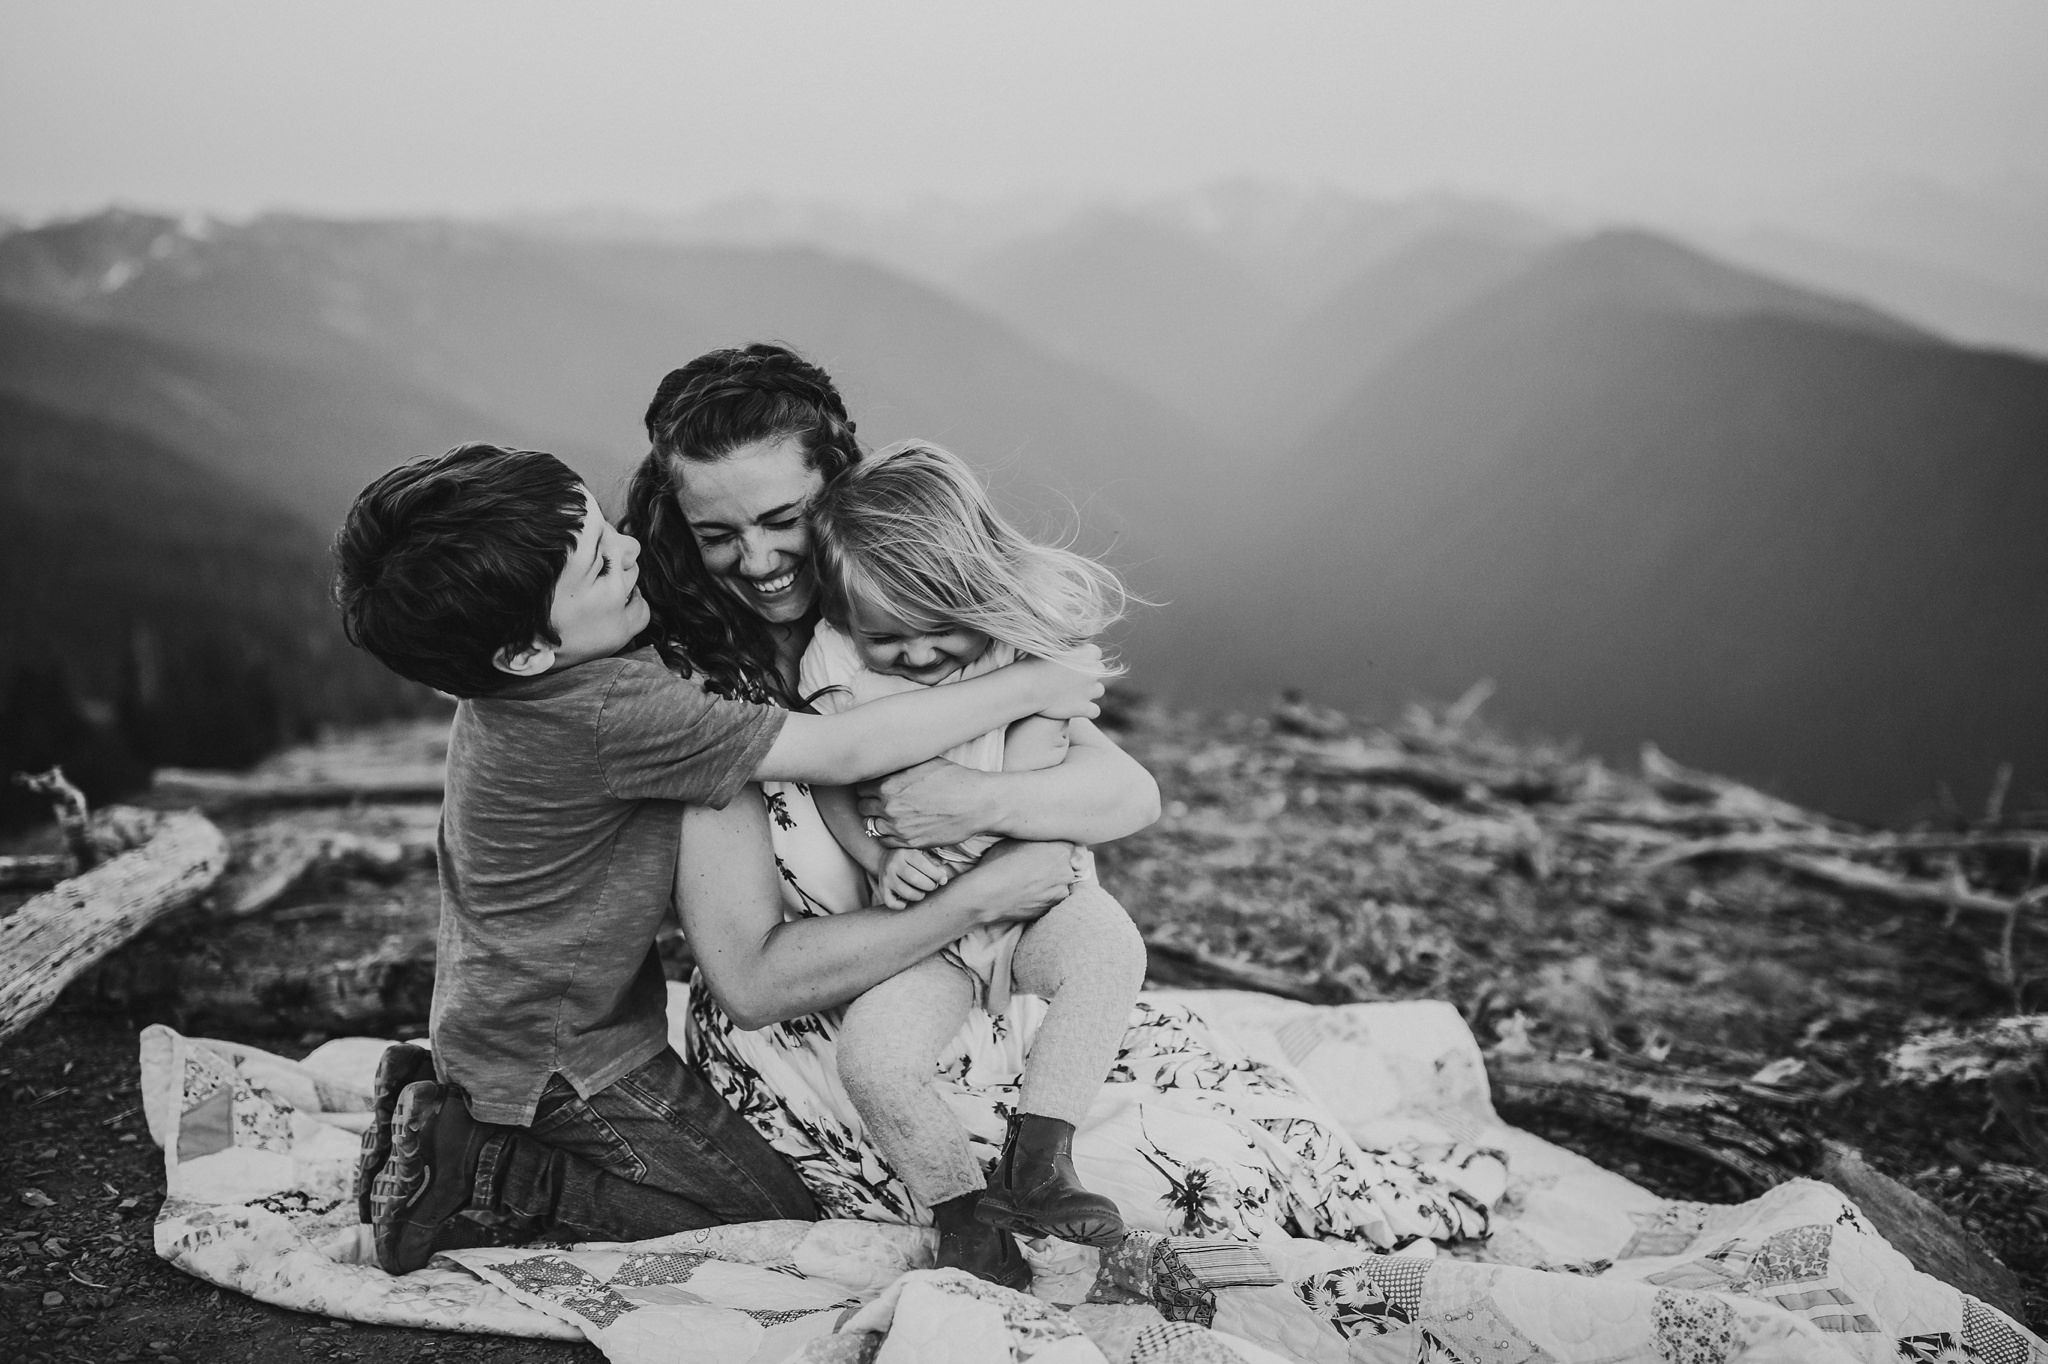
[975,1192,1126,1248]
[355,1044,433,1224]
[369,1082,444,1274]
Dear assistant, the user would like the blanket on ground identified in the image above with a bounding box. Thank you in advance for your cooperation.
[143,985,2043,1363]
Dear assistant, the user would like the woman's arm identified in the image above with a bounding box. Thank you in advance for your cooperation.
[677,793,1079,1029]
[753,648,1103,785]
[809,783,887,876]
[856,718,1161,848]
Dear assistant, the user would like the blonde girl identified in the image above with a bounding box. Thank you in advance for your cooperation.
[801,440,1148,1288]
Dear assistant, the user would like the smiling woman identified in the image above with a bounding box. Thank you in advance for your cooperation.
[673,436,822,629]
[624,344,862,706]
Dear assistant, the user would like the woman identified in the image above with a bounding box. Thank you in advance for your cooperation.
[619,343,1503,1262]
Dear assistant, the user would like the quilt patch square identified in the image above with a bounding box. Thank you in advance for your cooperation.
[1741,1225,1831,1288]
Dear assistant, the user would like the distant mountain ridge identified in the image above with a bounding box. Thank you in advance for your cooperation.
[1173,231,2048,819]
[2,205,2040,820]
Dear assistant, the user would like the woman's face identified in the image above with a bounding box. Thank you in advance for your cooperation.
[674,435,825,625]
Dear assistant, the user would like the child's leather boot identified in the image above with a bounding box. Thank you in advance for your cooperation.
[932,1191,1032,1291]
[976,1112,1125,1246]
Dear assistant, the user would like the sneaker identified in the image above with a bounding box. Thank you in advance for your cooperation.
[369,1081,493,1274]
[976,1112,1125,1247]
[355,1043,434,1225]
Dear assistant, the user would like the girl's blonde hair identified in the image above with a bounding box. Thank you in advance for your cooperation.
[808,441,1128,677]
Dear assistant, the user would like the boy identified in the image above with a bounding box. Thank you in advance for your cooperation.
[332,444,1101,1273]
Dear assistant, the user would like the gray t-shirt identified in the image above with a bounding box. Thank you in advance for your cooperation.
[432,647,785,1125]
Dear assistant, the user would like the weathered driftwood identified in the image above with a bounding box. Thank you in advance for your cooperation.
[14,767,95,869]
[1772,852,2038,919]
[209,825,425,920]
[1889,1015,2048,1084]
[1637,745,1831,830]
[1814,1143,2027,1321]
[0,853,75,890]
[1486,1049,1823,1190]
[71,893,439,1034]
[1289,738,1565,805]
[0,809,228,1045]
[151,764,446,810]
[1145,939,1355,1005]
[1645,828,2048,869]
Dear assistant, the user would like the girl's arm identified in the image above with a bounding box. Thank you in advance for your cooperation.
[753,648,1103,785]
[678,793,1078,1029]
[857,718,1161,848]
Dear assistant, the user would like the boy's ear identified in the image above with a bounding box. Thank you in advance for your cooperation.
[493,639,557,678]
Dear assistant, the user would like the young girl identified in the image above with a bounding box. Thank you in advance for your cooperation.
[802,440,1149,1289]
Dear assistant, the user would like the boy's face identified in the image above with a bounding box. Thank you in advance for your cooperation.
[500,488,649,676]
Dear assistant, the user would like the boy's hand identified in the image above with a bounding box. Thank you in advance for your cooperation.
[1020,646,1105,721]
[948,839,1081,927]
[879,847,955,908]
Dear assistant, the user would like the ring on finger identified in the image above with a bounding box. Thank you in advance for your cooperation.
[863,816,881,839]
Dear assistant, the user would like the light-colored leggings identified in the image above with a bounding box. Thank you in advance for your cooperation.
[836,883,1147,1208]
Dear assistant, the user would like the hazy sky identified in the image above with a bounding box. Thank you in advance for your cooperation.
[5,0,2046,231]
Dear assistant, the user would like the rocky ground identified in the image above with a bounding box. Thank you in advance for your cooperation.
[3,694,2044,1359]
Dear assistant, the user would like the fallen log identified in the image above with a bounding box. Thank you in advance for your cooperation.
[0,809,229,1045]
[1145,939,1355,1005]
[210,825,426,920]
[0,853,75,891]
[1772,852,2035,920]
[1289,738,1563,805]
[1814,1143,2027,1321]
[1486,1049,1822,1190]
[151,764,445,810]
[1643,828,2048,870]
[1889,1015,2048,1084]
[14,767,95,869]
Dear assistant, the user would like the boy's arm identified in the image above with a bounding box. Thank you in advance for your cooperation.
[811,783,887,877]
[857,718,1161,848]
[677,794,1077,1029]
[753,648,1104,785]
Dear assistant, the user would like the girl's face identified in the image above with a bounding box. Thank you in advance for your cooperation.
[674,435,825,626]
[847,596,992,685]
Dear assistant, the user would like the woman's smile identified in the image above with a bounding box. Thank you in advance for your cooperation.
[675,435,826,626]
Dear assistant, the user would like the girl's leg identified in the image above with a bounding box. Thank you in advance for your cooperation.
[979,883,1146,1247]
[1007,882,1148,1124]
[836,953,982,1207]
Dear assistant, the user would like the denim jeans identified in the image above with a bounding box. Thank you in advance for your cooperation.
[473,1046,819,1243]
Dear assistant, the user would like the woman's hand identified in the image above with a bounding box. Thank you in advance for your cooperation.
[1018,646,1105,721]
[945,839,1081,927]
[861,719,1158,848]
[857,758,997,849]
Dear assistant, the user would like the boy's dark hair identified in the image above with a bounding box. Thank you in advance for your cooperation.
[333,444,587,698]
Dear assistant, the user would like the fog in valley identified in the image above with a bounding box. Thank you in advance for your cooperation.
[3,1,2045,824]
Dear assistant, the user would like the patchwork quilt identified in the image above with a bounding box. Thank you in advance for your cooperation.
[143,985,2044,1363]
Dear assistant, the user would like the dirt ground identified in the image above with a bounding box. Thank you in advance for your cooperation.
[4,703,2044,1358]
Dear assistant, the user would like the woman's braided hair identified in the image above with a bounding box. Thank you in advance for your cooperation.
[622,343,861,705]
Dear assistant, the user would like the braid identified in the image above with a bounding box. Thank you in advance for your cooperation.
[622,343,862,705]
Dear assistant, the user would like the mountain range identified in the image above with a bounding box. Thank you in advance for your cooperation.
[1,200,2040,821]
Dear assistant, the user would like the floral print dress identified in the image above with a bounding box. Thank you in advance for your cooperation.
[686,780,1506,1248]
